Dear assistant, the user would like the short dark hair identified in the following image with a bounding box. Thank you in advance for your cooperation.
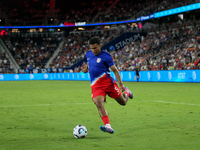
[89,36,101,45]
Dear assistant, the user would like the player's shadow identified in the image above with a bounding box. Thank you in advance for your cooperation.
[62,136,111,140]
[85,136,111,139]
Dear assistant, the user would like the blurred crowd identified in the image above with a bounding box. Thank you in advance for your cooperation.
[94,0,200,23]
[140,0,200,17]
[2,33,62,70]
[66,21,200,72]
[49,26,128,69]
[55,0,113,23]
[1,20,200,74]
[110,26,200,71]
[56,0,200,24]
[0,52,13,74]
[1,0,200,27]
[94,0,151,22]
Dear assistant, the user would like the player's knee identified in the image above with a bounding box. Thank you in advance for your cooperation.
[95,101,104,108]
[120,101,127,106]
[115,96,127,106]
[117,99,127,106]
[93,99,104,108]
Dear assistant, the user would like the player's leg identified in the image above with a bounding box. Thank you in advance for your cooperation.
[108,83,133,105]
[92,89,114,134]
[137,75,140,82]
[115,93,129,106]
[92,96,107,117]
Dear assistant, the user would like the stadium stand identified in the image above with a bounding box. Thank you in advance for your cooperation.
[55,0,113,23]
[111,25,200,71]
[2,32,62,70]
[93,0,200,23]
[53,19,200,72]
[48,26,128,70]
[0,50,13,74]
[1,0,50,26]
[0,0,200,74]
[1,0,200,26]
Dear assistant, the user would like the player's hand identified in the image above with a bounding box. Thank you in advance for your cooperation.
[82,66,88,73]
[120,85,126,92]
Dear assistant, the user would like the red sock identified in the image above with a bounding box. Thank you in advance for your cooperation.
[124,91,130,97]
[101,116,110,125]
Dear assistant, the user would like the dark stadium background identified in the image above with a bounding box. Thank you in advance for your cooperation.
[0,0,200,74]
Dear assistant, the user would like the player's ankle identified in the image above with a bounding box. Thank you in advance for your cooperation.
[106,124,112,128]
[124,91,130,97]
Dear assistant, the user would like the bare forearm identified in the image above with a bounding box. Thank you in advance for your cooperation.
[110,65,125,92]
[82,65,89,73]
[114,70,123,87]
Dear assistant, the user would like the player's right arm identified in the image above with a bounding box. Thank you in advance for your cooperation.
[82,52,89,73]
[82,64,89,73]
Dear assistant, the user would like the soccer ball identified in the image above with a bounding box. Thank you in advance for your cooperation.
[73,125,87,138]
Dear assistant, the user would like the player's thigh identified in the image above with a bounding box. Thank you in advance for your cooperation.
[107,83,126,105]
[92,88,106,104]
[107,83,122,99]
[92,96,105,106]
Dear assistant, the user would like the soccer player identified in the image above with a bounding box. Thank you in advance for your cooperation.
[134,66,140,82]
[82,37,133,134]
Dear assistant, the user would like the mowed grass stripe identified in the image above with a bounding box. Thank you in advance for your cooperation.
[0,100,200,107]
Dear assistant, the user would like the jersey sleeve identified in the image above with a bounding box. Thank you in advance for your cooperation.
[104,52,114,67]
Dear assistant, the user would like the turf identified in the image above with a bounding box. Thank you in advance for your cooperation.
[0,81,200,150]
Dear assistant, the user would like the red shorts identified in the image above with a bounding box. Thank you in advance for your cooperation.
[91,83,122,99]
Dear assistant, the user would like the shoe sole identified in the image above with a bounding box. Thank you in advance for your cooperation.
[100,126,114,134]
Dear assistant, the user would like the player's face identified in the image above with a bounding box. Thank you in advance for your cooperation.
[90,44,101,56]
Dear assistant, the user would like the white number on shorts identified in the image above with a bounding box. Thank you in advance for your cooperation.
[114,86,120,95]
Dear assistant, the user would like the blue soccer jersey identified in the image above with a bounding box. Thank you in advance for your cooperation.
[86,50,116,88]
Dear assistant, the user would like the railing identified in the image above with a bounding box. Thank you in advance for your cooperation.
[0,39,20,72]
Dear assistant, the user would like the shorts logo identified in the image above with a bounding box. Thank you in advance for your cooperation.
[114,86,120,95]
[97,58,101,63]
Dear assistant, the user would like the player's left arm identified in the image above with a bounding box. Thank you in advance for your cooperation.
[110,65,125,92]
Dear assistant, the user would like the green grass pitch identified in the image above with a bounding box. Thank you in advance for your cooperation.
[0,81,200,150]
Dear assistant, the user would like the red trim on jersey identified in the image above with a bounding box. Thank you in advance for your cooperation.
[91,74,115,89]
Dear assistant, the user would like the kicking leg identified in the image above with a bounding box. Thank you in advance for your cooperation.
[115,87,133,106]
[115,93,128,106]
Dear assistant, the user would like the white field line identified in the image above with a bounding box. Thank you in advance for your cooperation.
[0,100,200,107]
[154,100,200,106]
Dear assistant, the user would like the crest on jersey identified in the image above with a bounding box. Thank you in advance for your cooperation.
[97,58,101,63]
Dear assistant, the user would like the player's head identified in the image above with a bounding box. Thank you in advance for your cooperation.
[89,37,101,56]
